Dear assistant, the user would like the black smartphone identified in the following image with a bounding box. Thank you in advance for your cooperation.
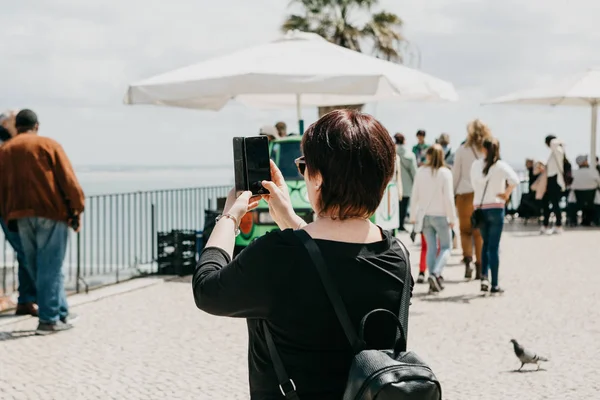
[233,136,272,196]
[233,137,246,196]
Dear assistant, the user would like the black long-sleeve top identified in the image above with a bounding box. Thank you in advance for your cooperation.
[192,228,411,400]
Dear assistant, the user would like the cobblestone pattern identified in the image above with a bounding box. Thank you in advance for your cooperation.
[1,225,599,399]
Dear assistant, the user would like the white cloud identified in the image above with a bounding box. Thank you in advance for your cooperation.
[0,0,599,169]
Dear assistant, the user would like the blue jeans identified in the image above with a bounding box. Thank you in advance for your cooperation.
[480,208,505,287]
[422,216,452,276]
[17,217,69,324]
[0,218,36,304]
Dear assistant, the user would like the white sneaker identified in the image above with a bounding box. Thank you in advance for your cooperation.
[544,228,554,235]
[554,226,564,234]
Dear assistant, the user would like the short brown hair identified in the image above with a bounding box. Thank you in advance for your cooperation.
[426,144,446,171]
[394,133,405,145]
[302,109,395,220]
[275,121,287,136]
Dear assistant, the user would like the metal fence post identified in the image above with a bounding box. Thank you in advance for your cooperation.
[151,203,156,273]
[76,232,81,294]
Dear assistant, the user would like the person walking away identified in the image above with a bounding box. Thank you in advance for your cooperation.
[568,155,600,226]
[393,153,403,236]
[438,133,455,167]
[410,144,456,293]
[470,138,519,294]
[275,121,287,137]
[394,133,417,232]
[0,110,85,335]
[437,133,458,248]
[542,135,569,234]
[452,120,491,280]
[412,130,429,166]
[0,110,38,316]
[519,159,544,220]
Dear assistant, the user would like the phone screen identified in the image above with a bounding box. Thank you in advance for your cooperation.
[244,136,271,194]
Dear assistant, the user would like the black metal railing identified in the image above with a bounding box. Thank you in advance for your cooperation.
[0,179,547,298]
[1,185,229,297]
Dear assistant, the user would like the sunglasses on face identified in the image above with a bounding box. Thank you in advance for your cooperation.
[294,156,306,176]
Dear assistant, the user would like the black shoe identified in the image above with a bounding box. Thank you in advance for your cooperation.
[416,272,425,284]
[490,286,505,294]
[436,275,445,290]
[36,321,74,336]
[60,313,78,324]
[428,276,441,292]
[480,278,490,292]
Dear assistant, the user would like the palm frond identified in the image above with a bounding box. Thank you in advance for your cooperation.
[363,11,404,62]
[282,14,312,33]
[282,0,407,63]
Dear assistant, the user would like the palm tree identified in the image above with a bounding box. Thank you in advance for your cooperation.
[282,0,405,116]
[282,0,404,61]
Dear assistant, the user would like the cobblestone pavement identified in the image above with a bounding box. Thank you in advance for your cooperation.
[1,224,599,399]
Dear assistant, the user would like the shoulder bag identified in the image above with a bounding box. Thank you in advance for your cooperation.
[470,178,489,229]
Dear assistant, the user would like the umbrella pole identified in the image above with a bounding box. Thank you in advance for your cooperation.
[296,94,304,135]
[592,102,598,166]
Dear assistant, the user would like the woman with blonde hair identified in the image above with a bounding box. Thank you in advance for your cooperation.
[411,144,456,293]
[452,119,492,280]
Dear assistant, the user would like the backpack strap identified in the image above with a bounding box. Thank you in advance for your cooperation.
[296,229,365,353]
[262,322,301,400]
[393,238,412,352]
[297,229,412,352]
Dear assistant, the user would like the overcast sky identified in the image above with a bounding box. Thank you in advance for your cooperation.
[2,0,600,167]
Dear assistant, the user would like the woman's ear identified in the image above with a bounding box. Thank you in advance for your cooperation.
[315,175,323,190]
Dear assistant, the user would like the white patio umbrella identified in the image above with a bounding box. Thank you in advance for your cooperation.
[486,67,600,164]
[124,30,457,133]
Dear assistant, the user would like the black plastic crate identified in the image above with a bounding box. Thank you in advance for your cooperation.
[157,230,197,276]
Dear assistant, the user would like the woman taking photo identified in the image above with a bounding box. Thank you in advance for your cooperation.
[192,110,411,400]
[470,138,520,293]
[410,144,456,293]
[452,120,492,280]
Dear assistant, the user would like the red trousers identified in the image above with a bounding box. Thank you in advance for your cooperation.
[419,233,440,273]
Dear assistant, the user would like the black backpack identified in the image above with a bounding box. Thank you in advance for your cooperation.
[552,145,574,186]
[263,230,442,400]
[563,155,574,186]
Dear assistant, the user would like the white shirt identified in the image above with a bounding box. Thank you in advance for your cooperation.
[410,166,456,223]
[570,167,600,190]
[546,139,566,190]
[470,160,520,208]
[452,144,484,194]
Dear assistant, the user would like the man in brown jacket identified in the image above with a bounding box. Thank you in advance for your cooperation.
[0,110,37,316]
[0,109,85,335]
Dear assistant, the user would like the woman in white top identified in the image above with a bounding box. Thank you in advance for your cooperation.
[470,138,520,293]
[542,135,567,234]
[452,120,492,280]
[410,144,456,293]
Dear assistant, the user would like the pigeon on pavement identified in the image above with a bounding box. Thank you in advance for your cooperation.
[510,339,549,370]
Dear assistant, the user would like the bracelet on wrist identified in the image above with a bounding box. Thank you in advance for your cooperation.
[215,213,240,236]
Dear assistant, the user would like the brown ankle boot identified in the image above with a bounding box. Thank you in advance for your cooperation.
[464,256,473,279]
[474,262,482,280]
